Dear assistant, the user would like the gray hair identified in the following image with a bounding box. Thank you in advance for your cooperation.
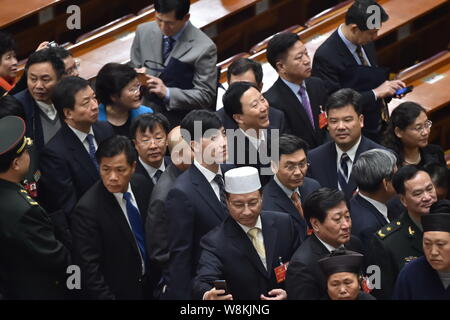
[352,149,397,193]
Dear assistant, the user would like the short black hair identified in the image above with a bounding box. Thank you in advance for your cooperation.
[180,110,223,142]
[24,48,65,79]
[325,88,362,115]
[48,46,72,61]
[0,31,16,58]
[267,32,299,71]
[96,135,137,165]
[52,76,91,120]
[154,0,190,20]
[95,63,137,106]
[303,188,346,228]
[278,134,309,157]
[223,81,259,122]
[227,58,263,85]
[345,0,389,31]
[392,165,425,195]
[130,112,170,139]
[0,95,25,119]
[424,163,449,191]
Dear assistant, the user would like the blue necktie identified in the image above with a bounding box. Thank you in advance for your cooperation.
[162,36,175,62]
[123,192,148,268]
[86,134,99,171]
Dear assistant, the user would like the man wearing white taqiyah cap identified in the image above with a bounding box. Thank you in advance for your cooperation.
[193,166,302,300]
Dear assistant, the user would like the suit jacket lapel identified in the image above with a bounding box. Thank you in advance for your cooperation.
[261,214,277,274]
[190,165,227,220]
[325,143,339,188]
[62,125,98,179]
[228,219,269,278]
[170,22,194,60]
[276,78,316,135]
[100,183,141,257]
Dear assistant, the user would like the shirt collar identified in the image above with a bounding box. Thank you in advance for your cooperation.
[36,100,57,120]
[139,157,166,178]
[112,183,133,204]
[315,234,342,253]
[193,159,221,183]
[338,24,358,54]
[274,174,299,199]
[280,78,306,96]
[335,136,362,163]
[358,193,389,222]
[68,124,94,144]
[237,215,262,235]
[239,128,266,150]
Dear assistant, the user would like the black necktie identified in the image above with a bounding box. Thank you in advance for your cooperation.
[213,174,227,210]
[162,36,175,62]
[154,169,163,182]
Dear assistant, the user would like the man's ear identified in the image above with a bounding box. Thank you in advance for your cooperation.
[399,194,407,208]
[270,160,279,175]
[310,217,320,233]
[232,113,243,125]
[63,108,72,120]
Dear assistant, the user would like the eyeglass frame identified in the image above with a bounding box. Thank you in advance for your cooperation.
[407,120,432,134]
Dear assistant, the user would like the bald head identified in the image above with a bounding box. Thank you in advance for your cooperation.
[168,126,192,171]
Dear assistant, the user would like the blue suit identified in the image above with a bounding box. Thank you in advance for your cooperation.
[193,211,301,300]
[262,176,320,239]
[307,136,383,199]
[164,164,229,299]
[393,256,450,300]
[216,106,286,132]
[38,122,114,216]
[350,194,389,251]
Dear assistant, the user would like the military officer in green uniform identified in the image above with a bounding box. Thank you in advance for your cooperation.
[0,116,71,299]
[366,165,437,299]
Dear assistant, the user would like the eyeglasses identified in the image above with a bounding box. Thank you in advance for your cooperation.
[64,58,80,76]
[284,161,310,172]
[409,120,432,133]
[128,84,141,95]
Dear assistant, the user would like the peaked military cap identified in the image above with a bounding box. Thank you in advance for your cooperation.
[0,116,31,157]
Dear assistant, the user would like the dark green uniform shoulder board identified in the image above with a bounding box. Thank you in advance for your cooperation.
[18,189,39,206]
[376,220,402,239]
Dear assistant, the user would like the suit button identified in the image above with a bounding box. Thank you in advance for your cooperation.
[138,278,142,283]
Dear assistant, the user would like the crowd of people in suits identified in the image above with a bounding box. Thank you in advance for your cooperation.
[0,0,449,300]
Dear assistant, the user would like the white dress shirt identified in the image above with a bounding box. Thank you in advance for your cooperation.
[67,125,96,154]
[193,159,223,202]
[335,136,361,191]
[138,157,166,184]
[237,216,267,269]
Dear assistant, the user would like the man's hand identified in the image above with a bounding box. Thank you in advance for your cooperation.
[146,75,167,99]
[203,288,233,300]
[36,41,50,51]
[373,80,406,99]
[260,289,287,300]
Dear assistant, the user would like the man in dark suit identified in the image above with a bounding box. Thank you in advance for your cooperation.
[131,113,171,190]
[264,32,328,149]
[350,148,398,251]
[216,58,285,132]
[130,0,217,127]
[71,136,156,299]
[307,88,383,200]
[286,188,363,300]
[0,116,70,299]
[39,76,114,217]
[222,81,276,186]
[14,48,66,153]
[263,134,320,239]
[194,166,301,300]
[312,0,405,141]
[164,110,229,299]
[146,126,193,292]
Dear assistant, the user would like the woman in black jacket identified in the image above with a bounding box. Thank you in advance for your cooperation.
[382,101,445,168]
